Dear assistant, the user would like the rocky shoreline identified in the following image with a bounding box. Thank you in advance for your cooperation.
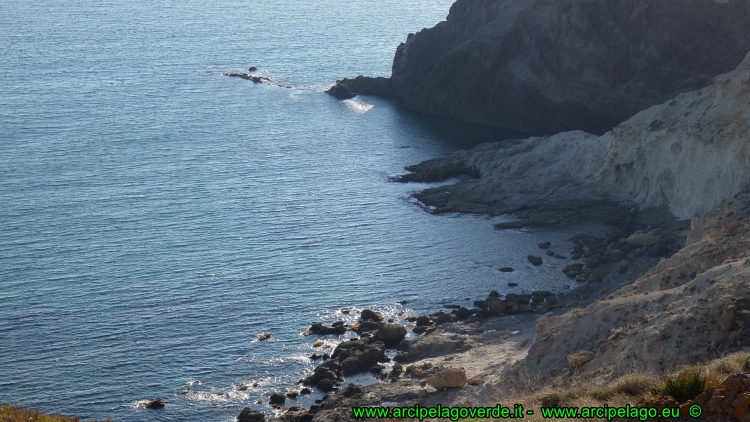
[234,4,750,420]
[239,191,750,422]
[235,210,695,422]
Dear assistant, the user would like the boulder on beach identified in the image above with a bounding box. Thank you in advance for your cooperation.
[426,368,467,390]
[360,309,383,322]
[316,378,334,392]
[415,316,432,327]
[455,307,474,319]
[238,407,265,422]
[375,323,407,344]
[434,313,456,325]
[486,297,506,315]
[340,344,385,375]
[356,320,380,333]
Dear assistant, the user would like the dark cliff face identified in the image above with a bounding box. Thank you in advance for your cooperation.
[388,0,750,135]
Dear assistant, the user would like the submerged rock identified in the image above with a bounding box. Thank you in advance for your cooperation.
[257,332,272,341]
[224,72,269,83]
[144,399,166,409]
[527,256,543,266]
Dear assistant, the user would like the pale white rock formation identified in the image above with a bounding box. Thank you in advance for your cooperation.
[600,51,750,218]
[408,52,750,220]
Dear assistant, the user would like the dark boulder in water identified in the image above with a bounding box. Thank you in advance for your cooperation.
[307,323,346,335]
[269,392,286,405]
[325,82,355,99]
[224,72,269,83]
[360,309,383,322]
[144,399,166,409]
[257,332,271,341]
[316,378,334,392]
[327,75,393,98]
[528,256,543,266]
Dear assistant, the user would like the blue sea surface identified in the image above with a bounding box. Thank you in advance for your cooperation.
[0,1,601,420]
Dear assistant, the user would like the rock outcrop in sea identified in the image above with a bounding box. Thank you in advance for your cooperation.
[333,0,750,135]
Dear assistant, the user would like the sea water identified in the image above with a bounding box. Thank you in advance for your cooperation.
[1,0,597,420]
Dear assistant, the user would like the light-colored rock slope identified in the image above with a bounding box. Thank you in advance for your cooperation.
[408,52,750,220]
[515,187,750,380]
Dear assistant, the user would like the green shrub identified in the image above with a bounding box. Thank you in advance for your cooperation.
[652,368,709,403]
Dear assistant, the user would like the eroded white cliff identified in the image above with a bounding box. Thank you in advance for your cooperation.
[408,52,750,220]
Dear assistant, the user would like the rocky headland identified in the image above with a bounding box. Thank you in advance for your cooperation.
[329,0,750,135]
[235,4,750,422]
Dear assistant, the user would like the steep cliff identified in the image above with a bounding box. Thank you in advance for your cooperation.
[351,0,750,135]
[400,52,750,220]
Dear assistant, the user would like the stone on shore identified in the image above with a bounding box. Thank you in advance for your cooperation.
[360,309,383,322]
[375,323,407,344]
[307,323,346,336]
[238,407,265,422]
[625,232,662,246]
[426,368,467,390]
[316,378,334,392]
[434,313,456,325]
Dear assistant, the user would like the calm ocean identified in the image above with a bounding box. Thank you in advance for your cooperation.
[1,0,593,420]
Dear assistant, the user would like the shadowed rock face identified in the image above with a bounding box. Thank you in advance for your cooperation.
[385,0,750,135]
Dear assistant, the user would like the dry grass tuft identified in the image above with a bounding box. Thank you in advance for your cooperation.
[707,351,750,375]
